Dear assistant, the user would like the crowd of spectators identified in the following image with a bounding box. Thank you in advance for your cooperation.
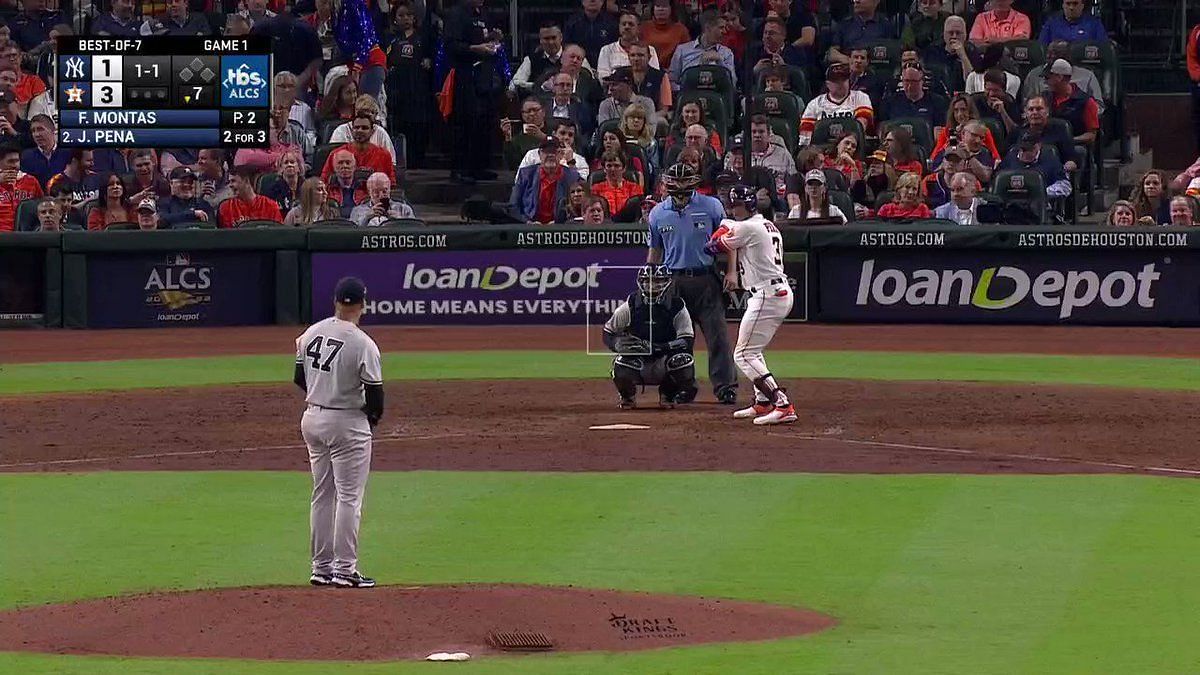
[0,0,1197,231]
[485,0,1174,226]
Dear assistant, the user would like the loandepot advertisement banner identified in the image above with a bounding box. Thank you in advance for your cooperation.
[310,248,647,325]
[817,249,1200,325]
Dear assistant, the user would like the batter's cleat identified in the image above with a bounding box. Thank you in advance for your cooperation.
[716,388,738,405]
[618,397,636,410]
[310,572,336,587]
[753,404,798,426]
[734,402,774,419]
[332,571,376,588]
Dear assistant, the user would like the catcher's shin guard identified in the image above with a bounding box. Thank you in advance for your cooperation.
[662,353,697,402]
[612,356,643,399]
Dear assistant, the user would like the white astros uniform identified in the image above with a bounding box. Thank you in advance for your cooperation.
[716,214,793,383]
[295,317,383,577]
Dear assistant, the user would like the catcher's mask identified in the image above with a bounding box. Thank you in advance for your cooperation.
[636,264,672,303]
[662,162,701,204]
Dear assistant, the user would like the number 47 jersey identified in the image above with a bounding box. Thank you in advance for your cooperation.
[295,317,383,410]
[712,214,785,291]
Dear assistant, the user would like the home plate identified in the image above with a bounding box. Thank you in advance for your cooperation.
[589,423,650,430]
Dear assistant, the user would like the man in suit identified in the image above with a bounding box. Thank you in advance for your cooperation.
[509,140,581,224]
[539,72,596,141]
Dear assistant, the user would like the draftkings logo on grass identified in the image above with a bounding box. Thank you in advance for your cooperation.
[607,613,685,640]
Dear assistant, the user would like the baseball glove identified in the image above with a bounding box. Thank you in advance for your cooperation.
[616,335,651,354]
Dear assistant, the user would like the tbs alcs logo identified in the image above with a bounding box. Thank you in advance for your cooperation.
[220,55,269,107]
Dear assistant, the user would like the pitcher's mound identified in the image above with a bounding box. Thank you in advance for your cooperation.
[0,583,836,661]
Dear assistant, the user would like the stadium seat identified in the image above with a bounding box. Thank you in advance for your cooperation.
[257,172,281,195]
[880,117,934,156]
[766,117,798,155]
[380,217,426,227]
[822,168,850,193]
[680,65,736,127]
[312,144,340,178]
[1005,40,1045,80]
[674,90,730,145]
[754,66,810,101]
[752,91,803,137]
[829,189,856,222]
[1070,40,1119,103]
[15,197,44,232]
[104,221,138,230]
[811,117,864,151]
[977,116,1009,156]
[864,39,903,73]
[311,219,356,228]
[318,120,343,145]
[174,220,216,229]
[236,219,290,228]
[873,190,895,211]
[990,169,1048,224]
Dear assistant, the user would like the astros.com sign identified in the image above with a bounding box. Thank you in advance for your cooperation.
[855,259,1161,319]
[401,263,600,296]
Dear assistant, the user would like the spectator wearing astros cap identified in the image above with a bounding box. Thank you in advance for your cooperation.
[799,63,874,147]
[135,198,160,231]
[787,169,847,224]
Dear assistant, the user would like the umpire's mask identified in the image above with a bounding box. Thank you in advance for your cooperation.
[637,265,672,303]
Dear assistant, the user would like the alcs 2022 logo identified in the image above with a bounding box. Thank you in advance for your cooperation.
[220,55,269,107]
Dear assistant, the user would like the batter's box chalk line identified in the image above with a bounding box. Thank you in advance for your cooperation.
[766,433,1200,477]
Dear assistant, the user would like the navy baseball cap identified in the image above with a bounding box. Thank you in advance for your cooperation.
[334,277,367,305]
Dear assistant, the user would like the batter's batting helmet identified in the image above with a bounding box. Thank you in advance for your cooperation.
[728,184,758,213]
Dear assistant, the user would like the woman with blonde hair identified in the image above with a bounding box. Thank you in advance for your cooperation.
[620,102,659,173]
[329,94,398,162]
[284,177,340,226]
[876,172,932,219]
[1130,170,1170,225]
[1105,200,1137,227]
[262,148,306,214]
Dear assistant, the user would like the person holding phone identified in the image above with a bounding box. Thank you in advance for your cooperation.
[350,172,415,227]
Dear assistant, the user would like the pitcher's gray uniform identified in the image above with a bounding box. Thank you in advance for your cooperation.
[295,277,383,588]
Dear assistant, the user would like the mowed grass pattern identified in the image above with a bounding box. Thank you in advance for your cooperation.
[2,472,1200,674]
[5,350,1200,394]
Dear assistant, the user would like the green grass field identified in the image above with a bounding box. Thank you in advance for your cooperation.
[2,348,1198,673]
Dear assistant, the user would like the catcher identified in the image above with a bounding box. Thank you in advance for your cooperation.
[603,264,699,409]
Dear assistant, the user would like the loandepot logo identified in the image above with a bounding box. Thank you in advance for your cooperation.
[856,259,1161,319]
[402,263,602,296]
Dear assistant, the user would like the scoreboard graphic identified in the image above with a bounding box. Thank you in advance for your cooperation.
[55,36,272,148]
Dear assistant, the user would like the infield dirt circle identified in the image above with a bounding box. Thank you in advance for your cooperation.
[2,324,1199,661]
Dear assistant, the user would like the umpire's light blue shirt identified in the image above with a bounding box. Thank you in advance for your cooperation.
[648,193,727,270]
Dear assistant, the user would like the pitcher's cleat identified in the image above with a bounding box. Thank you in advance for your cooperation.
[618,397,636,410]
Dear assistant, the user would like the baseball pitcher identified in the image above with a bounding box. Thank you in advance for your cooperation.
[603,264,699,409]
[294,276,384,588]
[705,185,797,425]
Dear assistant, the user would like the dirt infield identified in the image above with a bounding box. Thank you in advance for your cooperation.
[0,584,835,661]
[7,324,1200,363]
[3,379,1198,475]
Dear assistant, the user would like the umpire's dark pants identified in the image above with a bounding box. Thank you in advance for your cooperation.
[671,267,737,396]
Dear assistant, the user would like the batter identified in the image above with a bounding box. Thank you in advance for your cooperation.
[294,277,384,588]
[706,184,797,425]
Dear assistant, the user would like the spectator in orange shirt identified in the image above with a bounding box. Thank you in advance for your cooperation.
[968,0,1031,48]
[0,40,46,105]
[217,166,283,228]
[320,113,396,185]
[0,144,43,231]
[87,173,132,231]
[640,0,691,73]
[592,151,644,220]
